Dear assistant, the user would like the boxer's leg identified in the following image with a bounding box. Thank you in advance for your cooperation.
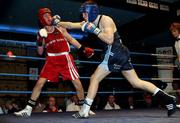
[73,66,110,118]
[14,78,47,117]
[122,69,176,117]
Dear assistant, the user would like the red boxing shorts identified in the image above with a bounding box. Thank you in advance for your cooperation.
[40,53,79,82]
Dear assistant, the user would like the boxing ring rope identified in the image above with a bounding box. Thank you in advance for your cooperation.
[0,73,180,81]
[1,90,179,95]
[0,90,143,95]
[130,52,176,58]
[0,39,178,96]
[0,88,179,95]
[0,54,177,68]
[0,72,179,95]
[0,39,177,57]
[0,91,77,94]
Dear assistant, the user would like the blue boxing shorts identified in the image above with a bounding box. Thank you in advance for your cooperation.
[99,44,133,72]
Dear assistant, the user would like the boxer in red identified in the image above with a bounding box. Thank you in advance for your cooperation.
[14,8,94,117]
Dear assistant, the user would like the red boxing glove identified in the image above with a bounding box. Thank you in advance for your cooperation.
[84,47,94,58]
[79,46,94,58]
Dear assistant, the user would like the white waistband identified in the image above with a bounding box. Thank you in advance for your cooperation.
[47,52,69,56]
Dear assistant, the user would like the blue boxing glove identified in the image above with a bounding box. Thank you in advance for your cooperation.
[81,22,101,35]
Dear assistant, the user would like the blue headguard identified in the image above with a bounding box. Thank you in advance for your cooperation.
[79,2,99,22]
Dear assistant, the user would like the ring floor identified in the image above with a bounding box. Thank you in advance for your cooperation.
[1,109,180,123]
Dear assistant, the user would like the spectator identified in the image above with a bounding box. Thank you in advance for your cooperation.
[43,96,62,112]
[92,96,101,110]
[1,104,7,114]
[128,96,134,109]
[169,22,180,108]
[143,92,152,108]
[33,99,46,112]
[66,95,80,112]
[0,105,4,114]
[5,101,18,114]
[104,95,121,110]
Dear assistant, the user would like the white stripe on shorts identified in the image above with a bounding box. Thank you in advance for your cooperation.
[66,54,79,80]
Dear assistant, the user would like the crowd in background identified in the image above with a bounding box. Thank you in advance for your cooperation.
[0,92,170,115]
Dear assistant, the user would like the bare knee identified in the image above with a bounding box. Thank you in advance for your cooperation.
[90,74,94,81]
[90,74,100,83]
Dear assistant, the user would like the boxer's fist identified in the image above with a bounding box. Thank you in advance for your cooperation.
[52,15,61,26]
[84,47,94,58]
[39,29,47,38]
[75,100,84,106]
[79,45,94,58]
[81,22,101,35]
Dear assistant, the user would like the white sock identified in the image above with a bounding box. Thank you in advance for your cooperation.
[153,88,161,96]
[80,97,93,115]
[25,105,33,112]
[85,97,93,106]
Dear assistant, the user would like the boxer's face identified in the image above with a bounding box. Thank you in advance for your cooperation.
[82,12,88,22]
[171,29,180,38]
[43,13,53,26]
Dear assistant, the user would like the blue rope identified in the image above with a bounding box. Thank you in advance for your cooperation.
[131,52,175,57]
[0,90,142,94]
[0,54,45,60]
[0,73,38,77]
[0,90,76,94]
[1,54,173,67]
[0,73,179,81]
[0,39,175,57]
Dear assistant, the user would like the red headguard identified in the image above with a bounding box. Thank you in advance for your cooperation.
[38,8,52,26]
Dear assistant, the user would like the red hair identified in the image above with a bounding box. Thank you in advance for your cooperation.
[169,22,180,32]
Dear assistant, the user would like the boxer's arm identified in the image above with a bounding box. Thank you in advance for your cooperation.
[59,21,84,29]
[37,29,47,55]
[81,16,114,45]
[96,16,114,45]
[60,27,81,48]
[93,16,116,44]
[52,15,83,29]
[60,27,94,58]
[37,36,44,55]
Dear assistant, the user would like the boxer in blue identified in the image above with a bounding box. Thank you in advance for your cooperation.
[56,0,176,118]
